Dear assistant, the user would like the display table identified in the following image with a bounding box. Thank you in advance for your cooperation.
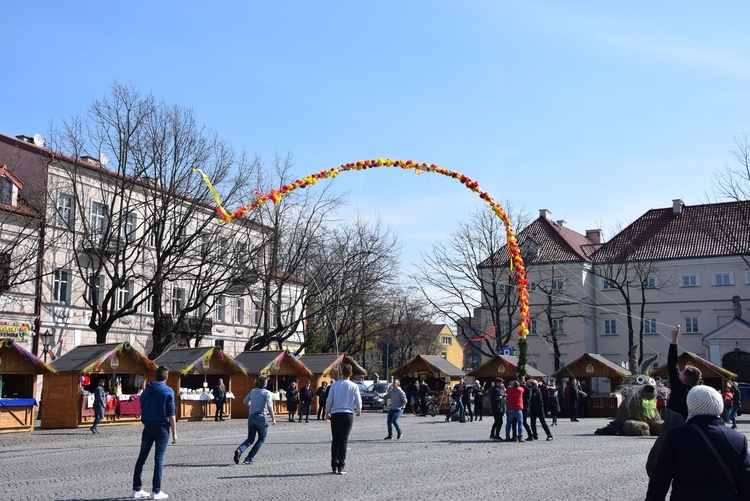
[0,398,37,432]
[0,398,37,407]
[117,396,141,417]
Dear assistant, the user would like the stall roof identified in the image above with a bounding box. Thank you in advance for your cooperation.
[551,353,632,379]
[50,342,156,373]
[234,350,312,376]
[0,338,56,374]
[393,355,465,378]
[465,355,547,379]
[649,351,738,380]
[298,353,367,377]
[153,346,247,375]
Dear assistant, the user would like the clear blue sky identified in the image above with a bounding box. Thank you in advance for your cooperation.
[5,2,750,269]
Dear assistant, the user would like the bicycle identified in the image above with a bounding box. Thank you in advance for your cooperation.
[412,395,439,417]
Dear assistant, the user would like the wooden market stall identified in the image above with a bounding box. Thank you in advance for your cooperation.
[391,355,465,413]
[649,351,737,392]
[552,353,632,418]
[233,350,314,418]
[153,346,246,422]
[0,338,55,433]
[41,342,157,429]
[465,355,547,412]
[298,353,367,416]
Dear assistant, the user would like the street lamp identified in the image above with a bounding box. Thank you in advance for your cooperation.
[41,330,53,362]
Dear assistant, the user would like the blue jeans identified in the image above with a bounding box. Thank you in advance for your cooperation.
[132,426,169,494]
[446,400,465,421]
[237,413,269,461]
[728,403,741,427]
[299,402,311,422]
[92,404,104,430]
[387,409,403,436]
[505,409,523,439]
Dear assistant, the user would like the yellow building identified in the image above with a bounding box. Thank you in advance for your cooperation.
[426,324,463,369]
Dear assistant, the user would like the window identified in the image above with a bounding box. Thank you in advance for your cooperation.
[528,282,537,292]
[441,336,452,346]
[685,317,700,334]
[642,318,657,335]
[252,300,262,326]
[171,287,184,315]
[57,193,74,229]
[551,279,566,291]
[89,274,104,308]
[235,298,244,324]
[90,201,108,236]
[0,177,11,205]
[604,319,617,335]
[215,296,226,322]
[117,280,133,309]
[530,319,538,335]
[602,279,617,291]
[214,339,224,350]
[218,237,229,263]
[680,274,700,287]
[713,272,734,286]
[148,216,162,248]
[121,212,137,242]
[175,225,187,246]
[0,252,10,291]
[145,287,154,314]
[53,269,70,304]
[552,319,565,335]
[645,274,658,289]
[200,234,210,256]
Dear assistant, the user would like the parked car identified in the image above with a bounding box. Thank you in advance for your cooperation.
[361,382,392,409]
[354,380,374,394]
[737,382,750,416]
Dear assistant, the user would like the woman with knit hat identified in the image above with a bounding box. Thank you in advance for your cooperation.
[646,385,750,500]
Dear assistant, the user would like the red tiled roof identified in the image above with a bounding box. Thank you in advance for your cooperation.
[590,200,750,262]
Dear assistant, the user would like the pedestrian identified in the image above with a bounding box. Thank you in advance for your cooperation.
[445,384,465,422]
[645,385,750,500]
[380,378,408,440]
[527,379,553,441]
[462,381,474,422]
[212,378,227,422]
[90,379,106,434]
[418,380,430,416]
[646,325,703,476]
[233,375,276,465]
[489,379,506,440]
[299,381,313,423]
[505,380,525,442]
[579,380,590,419]
[568,377,581,422]
[521,379,534,439]
[130,366,177,500]
[723,382,734,422]
[727,381,742,430]
[316,381,328,420]
[326,364,362,475]
[547,379,560,426]
[285,381,299,422]
[474,381,484,421]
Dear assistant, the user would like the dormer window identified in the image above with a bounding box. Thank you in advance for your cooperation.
[0,177,12,205]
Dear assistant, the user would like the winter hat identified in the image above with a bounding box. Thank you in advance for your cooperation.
[687,385,724,417]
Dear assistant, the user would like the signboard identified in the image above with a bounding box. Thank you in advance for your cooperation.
[499,347,513,356]
[0,321,32,342]
[585,363,595,375]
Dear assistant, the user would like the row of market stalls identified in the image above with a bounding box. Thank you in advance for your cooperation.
[0,336,739,433]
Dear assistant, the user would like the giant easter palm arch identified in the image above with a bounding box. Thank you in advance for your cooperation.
[197,159,531,372]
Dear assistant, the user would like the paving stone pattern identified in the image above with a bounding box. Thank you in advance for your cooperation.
[3,412,738,500]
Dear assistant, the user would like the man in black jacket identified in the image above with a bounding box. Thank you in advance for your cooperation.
[298,381,314,423]
[417,380,430,417]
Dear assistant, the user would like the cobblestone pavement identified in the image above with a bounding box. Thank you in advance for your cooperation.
[2,412,745,501]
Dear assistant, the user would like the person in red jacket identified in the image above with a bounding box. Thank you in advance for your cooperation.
[504,380,525,442]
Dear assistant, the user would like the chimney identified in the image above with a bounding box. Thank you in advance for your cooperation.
[539,209,551,220]
[15,135,34,143]
[672,199,684,217]
[586,229,602,244]
[556,220,566,228]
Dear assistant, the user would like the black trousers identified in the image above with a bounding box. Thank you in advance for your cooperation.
[214,400,225,420]
[530,408,551,438]
[419,396,428,416]
[490,410,504,437]
[317,399,326,419]
[522,408,533,437]
[569,400,579,420]
[330,413,354,471]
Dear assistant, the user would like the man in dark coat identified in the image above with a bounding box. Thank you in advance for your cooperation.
[417,380,430,417]
[646,385,750,500]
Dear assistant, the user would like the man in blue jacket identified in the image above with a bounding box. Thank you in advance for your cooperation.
[131,366,178,500]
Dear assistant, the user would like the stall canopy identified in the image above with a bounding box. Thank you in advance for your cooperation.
[51,342,157,375]
[552,353,632,392]
[298,353,367,378]
[155,346,247,376]
[234,350,313,377]
[649,351,737,389]
[466,355,547,381]
[392,355,464,380]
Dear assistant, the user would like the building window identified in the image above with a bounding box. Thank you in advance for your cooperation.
[530,319,538,335]
[117,280,133,309]
[57,193,75,229]
[214,339,224,350]
[713,272,734,286]
[685,317,700,334]
[53,269,70,304]
[89,274,104,308]
[235,298,244,324]
[148,216,162,248]
[0,252,10,291]
[175,225,187,246]
[496,283,512,294]
[642,318,657,335]
[601,279,617,291]
[645,274,658,289]
[218,237,229,263]
[200,234,210,256]
[441,336,452,346]
[552,319,565,335]
[0,177,11,205]
[121,212,137,242]
[215,296,226,322]
[528,282,537,291]
[551,279,566,291]
[171,287,184,315]
[252,300,262,326]
[604,319,617,335]
[680,274,700,287]
[145,287,154,314]
[90,201,108,236]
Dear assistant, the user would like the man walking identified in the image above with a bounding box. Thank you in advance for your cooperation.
[212,378,227,422]
[131,366,177,500]
[90,379,106,434]
[380,378,408,440]
[234,375,276,465]
[489,379,506,440]
[326,364,362,475]
[299,381,314,423]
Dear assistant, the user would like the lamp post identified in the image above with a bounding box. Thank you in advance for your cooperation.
[41,330,53,362]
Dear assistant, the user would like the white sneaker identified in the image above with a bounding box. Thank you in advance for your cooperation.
[131,490,150,499]
[151,492,168,500]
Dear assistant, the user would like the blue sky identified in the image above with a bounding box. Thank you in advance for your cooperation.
[5,2,750,269]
